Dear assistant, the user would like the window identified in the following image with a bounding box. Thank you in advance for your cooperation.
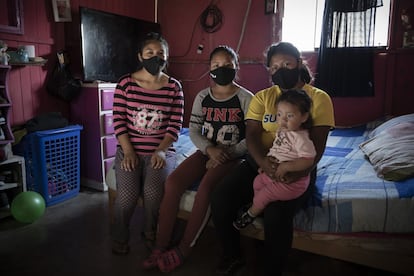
[281,0,390,51]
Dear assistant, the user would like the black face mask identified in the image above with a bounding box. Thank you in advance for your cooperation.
[142,56,166,75]
[210,67,236,86]
[271,67,300,89]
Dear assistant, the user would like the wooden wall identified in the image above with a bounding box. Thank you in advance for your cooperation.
[0,0,413,128]
[158,0,281,126]
[0,0,155,126]
[158,0,414,127]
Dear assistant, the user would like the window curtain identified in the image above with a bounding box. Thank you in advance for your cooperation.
[315,0,383,97]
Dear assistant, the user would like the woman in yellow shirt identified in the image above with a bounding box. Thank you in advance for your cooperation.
[210,42,335,276]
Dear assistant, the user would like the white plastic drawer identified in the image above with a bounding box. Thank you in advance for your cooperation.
[102,135,117,158]
[102,113,114,135]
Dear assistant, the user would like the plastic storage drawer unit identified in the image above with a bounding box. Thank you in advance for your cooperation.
[21,125,83,206]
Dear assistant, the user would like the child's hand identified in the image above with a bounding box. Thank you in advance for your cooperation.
[151,150,166,169]
[206,159,219,169]
[121,151,139,171]
[274,162,288,183]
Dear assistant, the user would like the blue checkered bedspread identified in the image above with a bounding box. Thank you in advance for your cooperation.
[174,126,414,233]
[294,125,414,233]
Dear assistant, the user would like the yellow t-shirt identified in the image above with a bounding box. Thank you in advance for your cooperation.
[246,84,335,149]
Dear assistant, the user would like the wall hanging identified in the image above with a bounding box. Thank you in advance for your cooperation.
[52,0,72,22]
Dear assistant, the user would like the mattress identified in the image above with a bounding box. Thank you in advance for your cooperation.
[174,125,414,234]
[294,124,414,233]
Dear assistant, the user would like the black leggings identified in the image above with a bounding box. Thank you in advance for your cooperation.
[210,159,315,276]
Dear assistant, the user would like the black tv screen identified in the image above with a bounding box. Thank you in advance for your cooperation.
[79,7,161,83]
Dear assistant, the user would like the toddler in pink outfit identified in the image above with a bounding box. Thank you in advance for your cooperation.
[233,89,316,229]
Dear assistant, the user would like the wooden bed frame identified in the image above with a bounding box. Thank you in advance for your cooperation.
[108,188,414,275]
[177,209,414,275]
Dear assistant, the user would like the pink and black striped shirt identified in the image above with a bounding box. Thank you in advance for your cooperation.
[112,75,184,155]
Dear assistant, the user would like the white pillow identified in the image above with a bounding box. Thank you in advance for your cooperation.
[360,122,414,181]
[368,113,414,139]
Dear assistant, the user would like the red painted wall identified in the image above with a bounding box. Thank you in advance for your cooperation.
[0,0,154,126]
[158,0,280,126]
[1,0,413,128]
[158,0,414,127]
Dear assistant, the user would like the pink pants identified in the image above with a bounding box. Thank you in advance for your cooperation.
[252,173,310,211]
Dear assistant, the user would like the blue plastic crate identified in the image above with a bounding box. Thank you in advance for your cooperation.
[21,125,83,206]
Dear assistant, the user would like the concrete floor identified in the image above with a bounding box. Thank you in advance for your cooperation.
[0,188,397,276]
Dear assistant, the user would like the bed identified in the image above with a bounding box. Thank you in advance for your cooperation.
[172,114,414,275]
[107,114,414,275]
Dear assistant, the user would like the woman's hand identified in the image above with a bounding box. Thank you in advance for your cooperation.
[282,169,309,184]
[206,146,230,165]
[121,150,139,171]
[259,156,279,180]
[151,150,166,169]
[278,164,310,184]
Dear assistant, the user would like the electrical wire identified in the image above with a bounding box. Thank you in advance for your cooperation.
[236,0,252,52]
[172,0,253,83]
[200,3,223,33]
[170,1,223,58]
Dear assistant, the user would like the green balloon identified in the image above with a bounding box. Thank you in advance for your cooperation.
[11,191,46,223]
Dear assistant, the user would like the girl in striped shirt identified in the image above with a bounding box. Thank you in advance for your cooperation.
[110,33,184,255]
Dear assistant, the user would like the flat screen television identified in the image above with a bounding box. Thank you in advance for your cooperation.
[79,7,161,83]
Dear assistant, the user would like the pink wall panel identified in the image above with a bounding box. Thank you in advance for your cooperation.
[391,51,414,116]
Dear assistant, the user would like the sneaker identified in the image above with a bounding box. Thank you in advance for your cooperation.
[233,210,255,230]
[216,256,245,275]
[157,247,184,273]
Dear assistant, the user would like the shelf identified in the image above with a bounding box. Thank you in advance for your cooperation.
[0,182,18,191]
[9,59,48,66]
[0,156,24,165]
[0,156,26,197]
[0,66,14,145]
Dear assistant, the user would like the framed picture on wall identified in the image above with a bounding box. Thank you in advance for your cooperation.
[265,0,277,14]
[52,0,72,22]
[0,0,24,34]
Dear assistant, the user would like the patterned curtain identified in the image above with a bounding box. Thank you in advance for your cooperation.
[315,0,383,97]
